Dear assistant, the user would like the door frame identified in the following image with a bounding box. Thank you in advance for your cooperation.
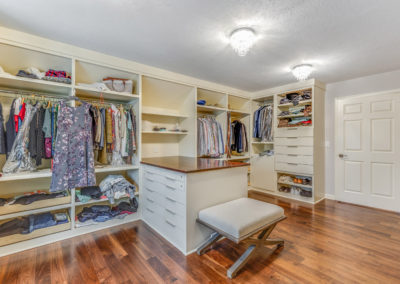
[334,88,400,206]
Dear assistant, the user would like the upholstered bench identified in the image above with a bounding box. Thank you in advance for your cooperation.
[196,198,286,278]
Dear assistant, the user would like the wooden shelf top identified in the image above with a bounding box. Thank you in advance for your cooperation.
[141,156,249,173]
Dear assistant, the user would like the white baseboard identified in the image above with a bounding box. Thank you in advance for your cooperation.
[325,194,336,200]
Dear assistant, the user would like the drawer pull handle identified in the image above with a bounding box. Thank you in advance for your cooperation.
[166,196,176,202]
[165,176,177,181]
[288,128,297,130]
[145,170,156,175]
[146,177,155,182]
[146,208,154,213]
[287,137,297,139]
[146,197,155,203]
[288,154,298,157]
[165,220,176,227]
[165,208,176,215]
[145,187,154,192]
[165,184,176,190]
[287,146,298,148]
[288,163,298,166]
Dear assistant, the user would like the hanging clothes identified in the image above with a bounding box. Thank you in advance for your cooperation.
[226,112,232,158]
[0,103,6,154]
[5,99,17,156]
[28,105,45,166]
[3,104,38,174]
[231,120,248,154]
[253,105,273,142]
[50,101,95,192]
[197,117,224,158]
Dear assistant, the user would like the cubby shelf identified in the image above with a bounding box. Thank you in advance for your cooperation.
[0,203,72,221]
[0,165,139,182]
[229,109,250,118]
[0,74,72,95]
[75,85,139,102]
[141,110,189,118]
[142,131,188,135]
[278,181,313,189]
[277,99,312,107]
[197,105,227,113]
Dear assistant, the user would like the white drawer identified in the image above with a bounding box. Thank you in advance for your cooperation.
[275,154,313,165]
[161,216,185,249]
[143,166,185,186]
[144,179,185,205]
[275,137,313,146]
[162,206,186,230]
[161,194,186,216]
[275,145,313,156]
[275,127,313,137]
[275,162,313,175]
[142,201,162,230]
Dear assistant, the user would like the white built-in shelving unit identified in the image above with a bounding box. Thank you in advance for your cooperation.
[249,80,325,204]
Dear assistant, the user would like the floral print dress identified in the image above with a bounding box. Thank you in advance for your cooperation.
[50,101,96,192]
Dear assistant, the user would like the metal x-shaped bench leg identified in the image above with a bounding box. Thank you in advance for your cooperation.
[227,224,284,279]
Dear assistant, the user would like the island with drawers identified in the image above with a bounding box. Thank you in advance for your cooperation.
[140,156,249,255]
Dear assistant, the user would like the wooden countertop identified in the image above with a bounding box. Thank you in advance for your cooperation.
[140,156,249,173]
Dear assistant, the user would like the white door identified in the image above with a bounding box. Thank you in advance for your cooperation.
[335,91,400,212]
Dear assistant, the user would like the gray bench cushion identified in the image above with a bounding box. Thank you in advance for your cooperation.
[198,198,284,239]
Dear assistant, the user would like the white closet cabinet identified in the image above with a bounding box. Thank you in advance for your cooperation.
[251,80,325,204]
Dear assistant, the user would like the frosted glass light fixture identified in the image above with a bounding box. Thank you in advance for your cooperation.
[230,27,256,56]
[292,64,314,81]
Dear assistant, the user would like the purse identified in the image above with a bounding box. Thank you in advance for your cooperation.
[102,77,133,93]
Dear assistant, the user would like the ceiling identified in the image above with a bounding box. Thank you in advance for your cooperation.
[1,0,400,92]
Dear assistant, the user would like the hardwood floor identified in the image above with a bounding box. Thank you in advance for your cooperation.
[1,191,400,283]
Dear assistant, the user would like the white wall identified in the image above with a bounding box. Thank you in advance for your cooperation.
[325,68,400,196]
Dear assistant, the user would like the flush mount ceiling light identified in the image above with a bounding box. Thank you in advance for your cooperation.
[291,64,314,81]
[230,27,256,56]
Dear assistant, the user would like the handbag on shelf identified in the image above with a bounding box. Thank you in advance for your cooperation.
[102,77,133,94]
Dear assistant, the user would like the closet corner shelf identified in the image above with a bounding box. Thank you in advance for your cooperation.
[0,203,71,221]
[228,109,250,117]
[142,131,188,135]
[74,85,139,102]
[75,192,138,207]
[141,110,189,118]
[278,181,313,189]
[0,165,139,182]
[277,99,312,107]
[278,113,312,119]
[0,74,72,95]
[197,105,227,113]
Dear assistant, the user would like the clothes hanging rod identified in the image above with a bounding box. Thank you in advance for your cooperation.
[0,88,68,98]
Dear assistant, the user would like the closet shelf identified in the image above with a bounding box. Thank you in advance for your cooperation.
[141,110,189,118]
[228,156,250,161]
[142,131,188,135]
[0,203,71,221]
[252,141,274,145]
[278,181,313,189]
[74,85,139,102]
[75,192,139,207]
[277,99,312,107]
[0,74,72,95]
[229,109,250,118]
[278,113,312,119]
[75,211,138,229]
[0,165,139,182]
[197,105,227,113]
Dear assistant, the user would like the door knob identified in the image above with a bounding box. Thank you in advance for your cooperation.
[338,154,348,159]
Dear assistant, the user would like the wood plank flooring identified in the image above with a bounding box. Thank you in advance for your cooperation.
[0,191,400,283]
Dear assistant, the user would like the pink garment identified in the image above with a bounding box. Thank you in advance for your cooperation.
[44,137,52,158]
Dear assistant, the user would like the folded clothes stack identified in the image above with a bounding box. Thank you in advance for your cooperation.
[15,67,71,84]
[0,212,68,238]
[0,191,67,206]
[76,200,138,226]
[99,175,136,204]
